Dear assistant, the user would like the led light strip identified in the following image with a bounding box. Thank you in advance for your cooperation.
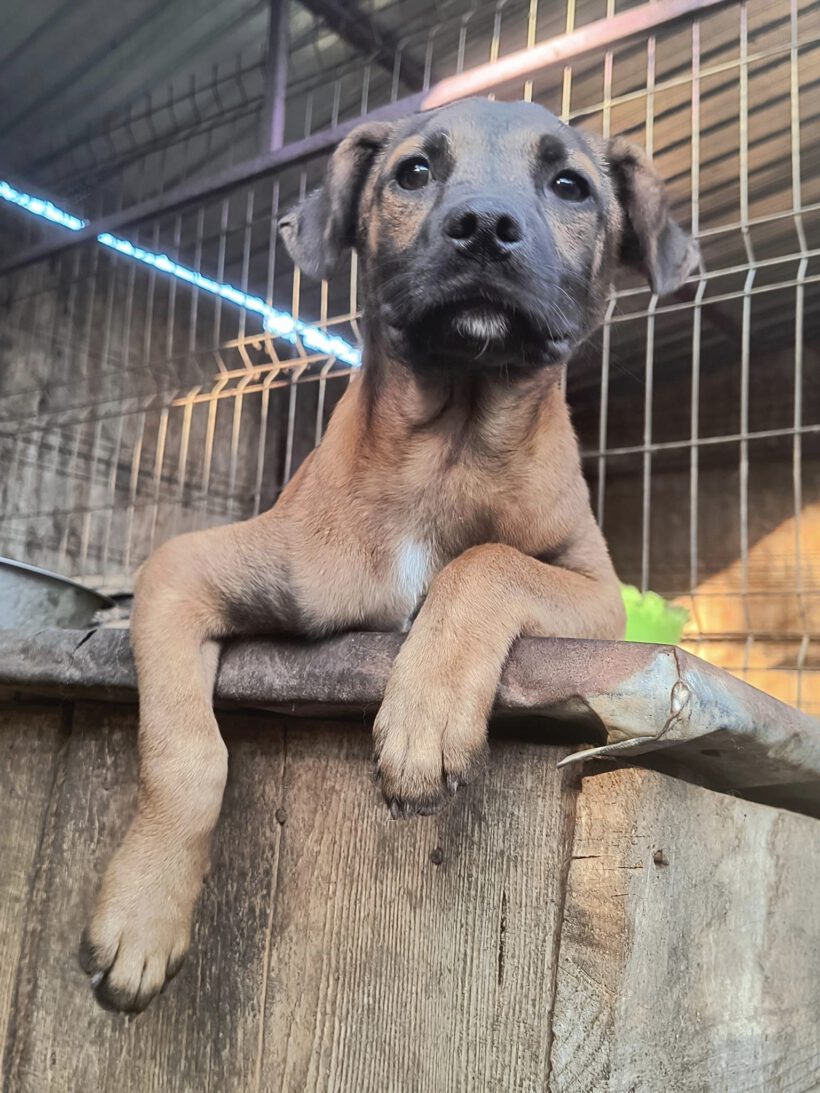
[0,179,362,368]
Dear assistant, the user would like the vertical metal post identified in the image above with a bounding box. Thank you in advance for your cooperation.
[688,17,704,644]
[737,1,754,644]
[640,30,657,595]
[789,0,807,703]
[261,0,289,152]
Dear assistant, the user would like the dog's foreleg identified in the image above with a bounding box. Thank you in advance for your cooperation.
[80,517,286,1012]
[373,542,625,816]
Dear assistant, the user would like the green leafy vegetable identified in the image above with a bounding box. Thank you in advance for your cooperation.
[621,584,690,645]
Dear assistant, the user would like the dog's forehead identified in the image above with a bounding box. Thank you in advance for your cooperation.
[389,98,589,160]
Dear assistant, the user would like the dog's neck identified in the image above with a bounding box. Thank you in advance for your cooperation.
[355,334,567,465]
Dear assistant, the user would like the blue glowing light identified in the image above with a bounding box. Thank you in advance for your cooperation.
[0,180,86,232]
[2,181,363,368]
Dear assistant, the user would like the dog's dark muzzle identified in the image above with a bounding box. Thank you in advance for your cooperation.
[442,199,525,264]
[378,194,577,369]
[398,282,573,371]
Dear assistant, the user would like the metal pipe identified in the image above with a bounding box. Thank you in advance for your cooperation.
[261,0,289,152]
[424,0,729,108]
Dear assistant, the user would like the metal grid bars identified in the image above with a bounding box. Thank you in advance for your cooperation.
[0,0,818,714]
[565,0,820,714]
[0,163,359,587]
[5,0,565,231]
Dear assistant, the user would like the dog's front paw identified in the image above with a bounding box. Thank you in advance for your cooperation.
[80,836,200,1013]
[373,682,488,818]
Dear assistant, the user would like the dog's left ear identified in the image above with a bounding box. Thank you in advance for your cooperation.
[606,137,700,296]
[278,121,394,280]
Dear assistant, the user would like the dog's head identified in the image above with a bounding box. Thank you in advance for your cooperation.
[280,98,699,372]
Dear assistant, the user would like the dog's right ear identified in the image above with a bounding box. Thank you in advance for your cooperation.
[605,136,700,296]
[278,121,394,281]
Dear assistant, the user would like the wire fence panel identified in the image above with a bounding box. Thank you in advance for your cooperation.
[0,0,818,712]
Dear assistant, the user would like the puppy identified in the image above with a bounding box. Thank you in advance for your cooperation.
[80,98,698,1012]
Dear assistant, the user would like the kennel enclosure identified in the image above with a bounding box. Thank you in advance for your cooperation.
[1,0,818,713]
[1,1,820,1090]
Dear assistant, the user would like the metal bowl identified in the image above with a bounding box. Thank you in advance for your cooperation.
[0,557,115,631]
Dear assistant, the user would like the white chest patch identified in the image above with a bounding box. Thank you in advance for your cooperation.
[394,539,432,612]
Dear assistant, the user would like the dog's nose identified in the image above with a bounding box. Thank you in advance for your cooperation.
[443,202,524,262]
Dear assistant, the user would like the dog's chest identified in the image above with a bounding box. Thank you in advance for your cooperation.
[386,480,536,623]
[394,538,433,609]
[378,428,562,624]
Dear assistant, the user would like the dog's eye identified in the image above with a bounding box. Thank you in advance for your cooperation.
[396,156,431,191]
[551,171,590,202]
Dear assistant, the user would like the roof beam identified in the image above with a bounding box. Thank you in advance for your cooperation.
[298,0,427,90]
[0,0,735,274]
[261,0,290,151]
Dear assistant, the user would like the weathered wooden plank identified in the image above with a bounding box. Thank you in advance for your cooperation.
[5,696,817,1092]
[3,702,286,1093]
[258,724,577,1093]
[0,703,67,1059]
[550,767,820,1093]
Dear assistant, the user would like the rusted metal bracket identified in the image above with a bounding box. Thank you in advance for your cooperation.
[1,627,818,819]
[554,644,820,819]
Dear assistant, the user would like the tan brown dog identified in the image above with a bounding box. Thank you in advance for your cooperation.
[80,98,698,1012]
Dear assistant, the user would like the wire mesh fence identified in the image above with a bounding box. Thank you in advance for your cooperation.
[1,0,818,712]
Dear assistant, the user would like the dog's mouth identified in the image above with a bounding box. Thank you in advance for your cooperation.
[406,294,573,366]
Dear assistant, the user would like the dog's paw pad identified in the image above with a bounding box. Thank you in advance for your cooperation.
[81,881,193,1014]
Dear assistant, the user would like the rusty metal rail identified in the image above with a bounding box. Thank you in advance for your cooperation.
[1,627,818,819]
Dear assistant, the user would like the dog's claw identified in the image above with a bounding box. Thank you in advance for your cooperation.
[80,850,195,1014]
[381,785,449,818]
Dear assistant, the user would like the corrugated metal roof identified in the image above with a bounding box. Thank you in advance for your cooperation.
[2,0,819,386]
[0,0,480,210]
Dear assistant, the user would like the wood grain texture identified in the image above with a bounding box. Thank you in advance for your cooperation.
[257,724,577,1093]
[3,700,818,1093]
[0,703,67,1054]
[550,767,820,1093]
[2,702,286,1093]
